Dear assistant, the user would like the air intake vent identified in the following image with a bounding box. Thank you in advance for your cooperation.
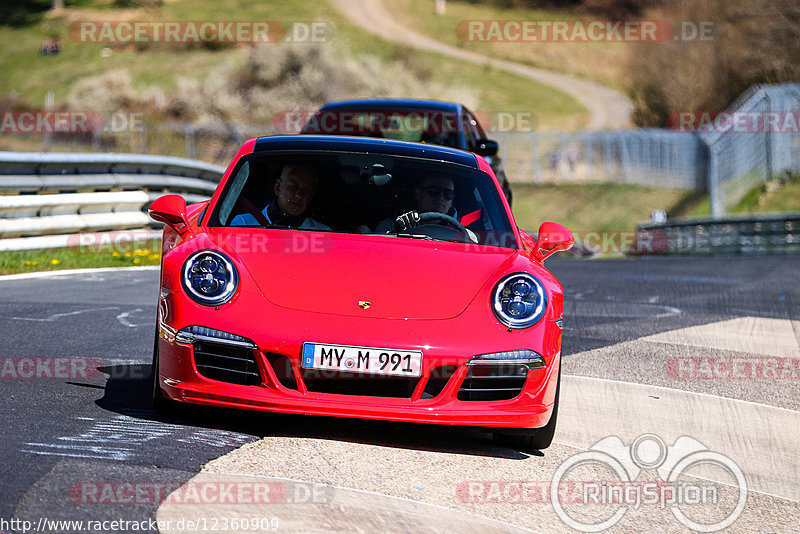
[301,369,420,398]
[266,353,299,390]
[457,364,528,401]
[194,341,261,386]
[421,366,457,399]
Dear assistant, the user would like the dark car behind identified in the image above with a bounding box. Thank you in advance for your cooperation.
[299,99,513,205]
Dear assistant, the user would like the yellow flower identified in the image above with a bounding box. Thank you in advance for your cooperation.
[124,252,132,257]
[148,254,160,260]
[112,251,120,257]
[50,259,60,265]
[133,258,141,264]
[31,261,38,266]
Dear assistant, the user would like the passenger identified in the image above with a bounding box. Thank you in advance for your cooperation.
[231,164,330,229]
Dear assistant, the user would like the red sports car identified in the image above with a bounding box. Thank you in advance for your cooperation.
[149,135,573,450]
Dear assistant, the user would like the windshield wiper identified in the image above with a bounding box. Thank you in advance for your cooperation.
[395,233,435,240]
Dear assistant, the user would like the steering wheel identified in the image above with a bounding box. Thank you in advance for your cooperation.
[418,211,468,233]
[415,211,477,243]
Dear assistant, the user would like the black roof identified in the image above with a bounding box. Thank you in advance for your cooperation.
[316,98,462,113]
[253,135,479,168]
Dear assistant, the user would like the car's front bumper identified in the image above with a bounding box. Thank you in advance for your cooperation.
[156,286,562,430]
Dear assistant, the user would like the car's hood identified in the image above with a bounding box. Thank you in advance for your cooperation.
[211,229,516,320]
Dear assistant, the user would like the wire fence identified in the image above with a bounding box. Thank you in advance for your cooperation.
[496,83,799,216]
[699,83,800,216]
[494,129,708,191]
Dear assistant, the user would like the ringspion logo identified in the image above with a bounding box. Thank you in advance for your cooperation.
[551,434,747,532]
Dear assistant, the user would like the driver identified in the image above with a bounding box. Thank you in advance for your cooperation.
[231,164,330,229]
[415,174,456,215]
[375,174,476,241]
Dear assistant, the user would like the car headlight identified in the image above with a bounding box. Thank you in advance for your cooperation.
[491,273,547,328]
[181,250,238,306]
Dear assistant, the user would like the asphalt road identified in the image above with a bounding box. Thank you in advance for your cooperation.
[0,256,797,532]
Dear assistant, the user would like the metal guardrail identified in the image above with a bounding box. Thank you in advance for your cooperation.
[0,152,225,179]
[0,152,225,251]
[638,212,800,255]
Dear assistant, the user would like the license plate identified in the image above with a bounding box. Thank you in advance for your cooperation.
[301,343,422,377]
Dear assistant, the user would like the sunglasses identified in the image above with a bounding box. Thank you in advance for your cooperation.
[421,186,455,200]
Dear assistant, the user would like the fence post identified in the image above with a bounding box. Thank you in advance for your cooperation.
[763,90,773,182]
[709,144,723,218]
[43,91,54,153]
[583,135,592,181]
[185,125,195,158]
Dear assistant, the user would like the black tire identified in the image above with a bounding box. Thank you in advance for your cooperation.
[494,365,560,451]
[151,328,173,413]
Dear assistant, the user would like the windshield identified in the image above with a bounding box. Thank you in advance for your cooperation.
[300,109,462,147]
[208,151,517,249]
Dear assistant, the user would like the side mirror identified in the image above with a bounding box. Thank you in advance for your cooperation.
[149,194,190,234]
[532,222,574,261]
[476,139,498,157]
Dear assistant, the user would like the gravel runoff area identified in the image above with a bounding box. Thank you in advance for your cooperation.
[157,432,799,533]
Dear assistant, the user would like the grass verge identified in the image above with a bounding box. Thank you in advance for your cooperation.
[0,247,160,275]
[0,0,588,139]
[511,182,702,232]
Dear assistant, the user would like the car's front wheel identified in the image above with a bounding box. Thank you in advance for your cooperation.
[151,329,173,413]
[494,366,560,451]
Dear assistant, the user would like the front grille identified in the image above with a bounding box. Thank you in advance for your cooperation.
[301,369,420,398]
[193,341,261,386]
[457,363,528,401]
